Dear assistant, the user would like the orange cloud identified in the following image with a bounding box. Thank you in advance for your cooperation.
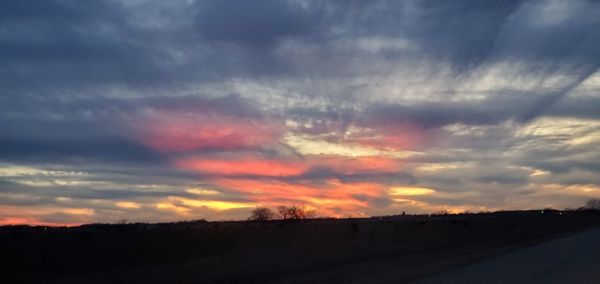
[213,178,386,217]
[389,186,436,196]
[115,201,142,209]
[175,158,308,177]
[0,217,49,226]
[157,197,255,212]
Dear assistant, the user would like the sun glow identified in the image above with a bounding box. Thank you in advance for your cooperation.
[389,186,436,196]
[115,201,142,209]
[157,197,255,213]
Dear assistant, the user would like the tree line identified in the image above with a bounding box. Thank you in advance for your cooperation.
[248,206,315,221]
[248,199,600,221]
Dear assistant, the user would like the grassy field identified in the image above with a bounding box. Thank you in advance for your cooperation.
[2,210,600,283]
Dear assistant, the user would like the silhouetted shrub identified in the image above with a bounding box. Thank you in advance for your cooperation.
[277,205,315,220]
[248,207,275,221]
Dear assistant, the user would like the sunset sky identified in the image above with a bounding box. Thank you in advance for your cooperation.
[1,0,599,225]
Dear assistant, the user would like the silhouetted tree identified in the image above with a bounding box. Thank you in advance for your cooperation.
[586,198,600,210]
[293,206,315,219]
[432,210,449,216]
[248,207,275,221]
[277,206,291,220]
[277,206,315,220]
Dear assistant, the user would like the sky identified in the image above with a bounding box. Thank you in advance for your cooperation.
[1,0,599,225]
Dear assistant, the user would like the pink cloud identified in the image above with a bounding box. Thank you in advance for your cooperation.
[133,109,283,152]
[175,155,400,177]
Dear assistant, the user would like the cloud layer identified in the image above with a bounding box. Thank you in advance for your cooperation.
[1,0,599,225]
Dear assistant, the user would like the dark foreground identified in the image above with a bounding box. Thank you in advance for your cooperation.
[2,210,600,283]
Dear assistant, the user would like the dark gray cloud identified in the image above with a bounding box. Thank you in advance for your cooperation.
[0,0,170,92]
[0,136,162,164]
[406,1,524,70]
[194,0,314,47]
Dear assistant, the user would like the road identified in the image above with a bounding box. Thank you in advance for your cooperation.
[418,228,600,284]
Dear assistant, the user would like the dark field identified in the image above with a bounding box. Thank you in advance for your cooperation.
[2,211,600,283]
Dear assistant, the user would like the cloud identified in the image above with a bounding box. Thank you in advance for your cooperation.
[1,0,600,224]
[193,0,314,47]
[0,136,163,164]
[133,108,283,152]
[176,157,308,177]
[175,154,400,178]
